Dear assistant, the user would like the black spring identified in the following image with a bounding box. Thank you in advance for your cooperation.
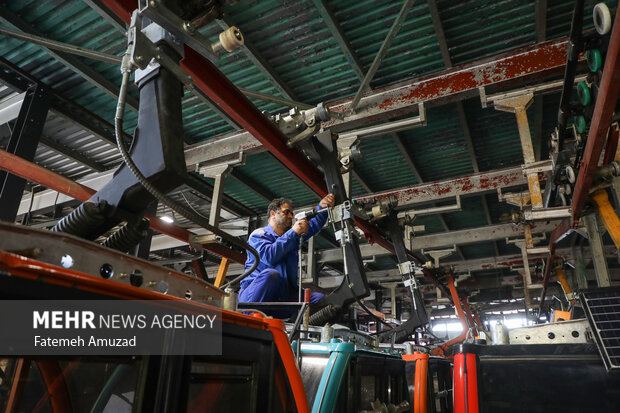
[103,218,150,253]
[51,202,106,237]
[379,327,411,344]
[309,304,339,326]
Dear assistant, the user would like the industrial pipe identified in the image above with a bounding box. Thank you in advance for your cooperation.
[433,274,469,356]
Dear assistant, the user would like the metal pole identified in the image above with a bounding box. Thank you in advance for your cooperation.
[239,87,313,110]
[348,0,416,113]
[494,94,543,209]
[0,25,122,65]
[584,213,611,287]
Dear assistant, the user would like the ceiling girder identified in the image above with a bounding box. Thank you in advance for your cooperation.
[316,220,562,263]
[323,37,574,132]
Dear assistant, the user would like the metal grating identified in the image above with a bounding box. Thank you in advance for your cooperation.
[581,287,620,372]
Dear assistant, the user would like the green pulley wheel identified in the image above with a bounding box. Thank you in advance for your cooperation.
[586,49,602,72]
[574,115,586,134]
[577,81,591,106]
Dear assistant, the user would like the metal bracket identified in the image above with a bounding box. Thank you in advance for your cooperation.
[138,1,242,62]
[398,195,461,219]
[522,159,553,175]
[422,245,456,267]
[198,152,245,228]
[498,187,531,208]
[129,11,193,87]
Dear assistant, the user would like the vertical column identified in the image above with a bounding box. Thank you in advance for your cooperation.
[572,244,589,289]
[0,85,49,222]
[584,213,611,287]
[495,94,544,209]
[306,236,317,284]
[200,155,244,287]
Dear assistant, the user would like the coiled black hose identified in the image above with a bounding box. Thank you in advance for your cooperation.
[114,64,259,290]
[103,218,150,252]
[51,202,106,237]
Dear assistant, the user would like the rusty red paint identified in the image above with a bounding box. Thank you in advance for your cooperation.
[325,39,572,130]
[354,167,526,205]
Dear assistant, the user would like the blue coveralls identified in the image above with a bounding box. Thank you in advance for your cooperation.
[239,206,327,306]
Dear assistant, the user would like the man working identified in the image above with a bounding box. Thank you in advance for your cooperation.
[239,194,335,307]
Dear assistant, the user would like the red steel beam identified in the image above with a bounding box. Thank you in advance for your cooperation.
[0,149,246,263]
[180,46,327,196]
[572,0,620,220]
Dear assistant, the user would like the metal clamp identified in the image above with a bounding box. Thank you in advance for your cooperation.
[138,1,242,62]
[128,11,193,87]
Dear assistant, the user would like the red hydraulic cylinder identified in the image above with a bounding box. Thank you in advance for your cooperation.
[453,352,480,413]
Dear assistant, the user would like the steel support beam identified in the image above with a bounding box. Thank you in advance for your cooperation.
[0,85,49,222]
[584,213,611,287]
[134,200,157,259]
[38,136,107,172]
[324,37,575,132]
[354,166,527,207]
[348,0,416,113]
[83,0,127,32]
[317,221,561,263]
[535,0,547,43]
[311,0,365,82]
[429,1,496,257]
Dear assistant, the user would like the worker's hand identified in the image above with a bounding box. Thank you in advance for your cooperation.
[292,219,309,235]
[319,193,335,209]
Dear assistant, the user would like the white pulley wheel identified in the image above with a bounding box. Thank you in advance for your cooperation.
[219,26,244,52]
[566,165,576,184]
[594,3,612,35]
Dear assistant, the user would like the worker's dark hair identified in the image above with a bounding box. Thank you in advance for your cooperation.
[267,197,293,218]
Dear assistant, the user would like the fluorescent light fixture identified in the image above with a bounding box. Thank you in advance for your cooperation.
[160,215,174,223]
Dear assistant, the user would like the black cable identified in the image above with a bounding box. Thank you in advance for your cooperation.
[114,66,259,290]
[341,257,393,331]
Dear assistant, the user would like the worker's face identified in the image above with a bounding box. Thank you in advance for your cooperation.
[272,203,294,229]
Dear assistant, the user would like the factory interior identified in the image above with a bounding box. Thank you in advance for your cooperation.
[0,0,619,412]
